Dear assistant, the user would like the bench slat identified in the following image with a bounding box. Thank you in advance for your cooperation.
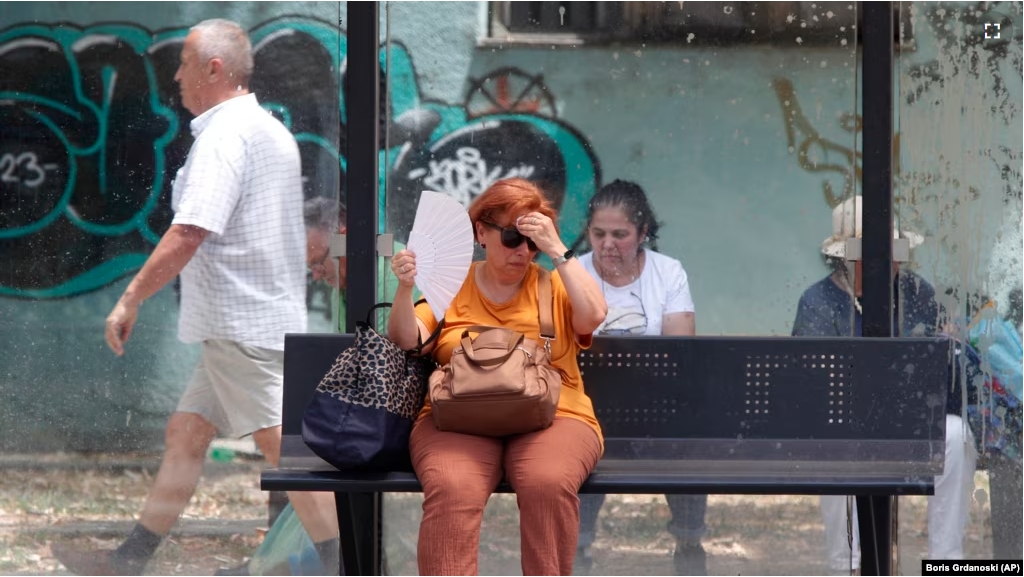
[261,467,932,495]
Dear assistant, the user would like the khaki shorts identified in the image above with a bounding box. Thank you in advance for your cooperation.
[177,339,284,438]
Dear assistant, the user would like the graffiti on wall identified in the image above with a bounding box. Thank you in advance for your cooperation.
[773,1,1021,213]
[772,0,1022,314]
[0,17,601,300]
[383,63,600,248]
[773,77,956,212]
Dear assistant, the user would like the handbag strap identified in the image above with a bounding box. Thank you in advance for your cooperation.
[537,268,555,341]
[364,299,444,355]
[414,317,444,356]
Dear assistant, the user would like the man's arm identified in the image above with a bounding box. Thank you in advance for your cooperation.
[121,224,209,307]
[106,224,209,355]
[791,291,838,337]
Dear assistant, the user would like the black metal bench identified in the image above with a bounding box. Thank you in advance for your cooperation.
[263,334,950,575]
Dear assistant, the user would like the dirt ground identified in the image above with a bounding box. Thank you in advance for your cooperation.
[0,453,1004,576]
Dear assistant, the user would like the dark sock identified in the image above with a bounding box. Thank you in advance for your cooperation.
[314,537,341,575]
[112,523,164,573]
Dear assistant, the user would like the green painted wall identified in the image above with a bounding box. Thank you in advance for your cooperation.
[1,1,1019,451]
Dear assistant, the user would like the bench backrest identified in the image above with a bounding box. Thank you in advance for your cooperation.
[282,334,950,476]
[581,336,948,476]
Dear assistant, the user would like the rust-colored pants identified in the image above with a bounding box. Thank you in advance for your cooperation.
[409,416,602,576]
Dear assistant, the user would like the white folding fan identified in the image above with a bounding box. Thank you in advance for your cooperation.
[406,190,474,321]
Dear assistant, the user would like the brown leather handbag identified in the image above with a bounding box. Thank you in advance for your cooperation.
[429,269,562,437]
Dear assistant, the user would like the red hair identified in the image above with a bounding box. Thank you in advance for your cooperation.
[468,178,559,233]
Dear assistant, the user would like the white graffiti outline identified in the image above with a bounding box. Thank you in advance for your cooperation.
[407,146,535,205]
[0,152,52,188]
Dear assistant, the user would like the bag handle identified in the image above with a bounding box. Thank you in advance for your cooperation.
[363,299,444,356]
[459,327,525,365]
[414,317,444,356]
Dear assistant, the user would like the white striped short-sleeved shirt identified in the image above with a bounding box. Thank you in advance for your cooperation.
[171,93,306,350]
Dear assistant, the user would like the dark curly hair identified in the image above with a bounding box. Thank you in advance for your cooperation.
[585,179,661,251]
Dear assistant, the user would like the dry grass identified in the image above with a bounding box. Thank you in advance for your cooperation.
[380,480,997,575]
[0,459,266,575]
[0,456,1000,576]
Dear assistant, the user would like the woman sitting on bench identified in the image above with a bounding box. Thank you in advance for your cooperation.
[386,178,608,576]
[575,179,707,575]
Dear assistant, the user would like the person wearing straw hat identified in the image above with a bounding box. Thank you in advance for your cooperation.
[791,196,978,574]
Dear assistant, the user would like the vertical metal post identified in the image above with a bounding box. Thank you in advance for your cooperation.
[861,1,895,338]
[343,5,384,573]
[858,2,895,575]
[344,2,380,334]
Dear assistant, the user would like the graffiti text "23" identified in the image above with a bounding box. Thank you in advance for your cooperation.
[0,152,56,188]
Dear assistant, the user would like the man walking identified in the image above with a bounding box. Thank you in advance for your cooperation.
[54,19,338,575]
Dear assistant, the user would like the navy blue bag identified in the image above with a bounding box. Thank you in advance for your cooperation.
[301,302,441,471]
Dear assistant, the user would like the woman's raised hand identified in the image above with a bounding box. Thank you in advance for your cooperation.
[392,249,418,288]
[516,212,565,258]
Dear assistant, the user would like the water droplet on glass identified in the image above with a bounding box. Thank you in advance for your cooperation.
[723,5,733,14]
[686,33,696,43]
[796,37,804,44]
[559,5,565,26]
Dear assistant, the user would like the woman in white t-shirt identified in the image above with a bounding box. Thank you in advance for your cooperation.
[575,180,705,575]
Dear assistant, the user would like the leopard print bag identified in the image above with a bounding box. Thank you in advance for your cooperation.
[302,302,441,471]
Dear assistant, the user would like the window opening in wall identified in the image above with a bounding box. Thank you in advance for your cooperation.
[487,1,911,48]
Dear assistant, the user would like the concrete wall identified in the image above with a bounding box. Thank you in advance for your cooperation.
[0,1,1019,451]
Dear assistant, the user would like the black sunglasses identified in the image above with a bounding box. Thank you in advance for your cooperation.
[482,221,538,252]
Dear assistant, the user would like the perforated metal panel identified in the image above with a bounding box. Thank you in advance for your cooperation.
[579,336,948,444]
